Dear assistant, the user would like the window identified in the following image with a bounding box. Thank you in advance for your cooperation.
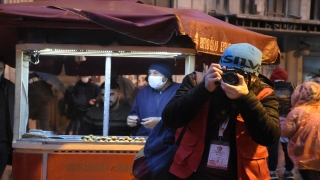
[240,0,256,14]
[266,0,286,17]
[211,0,229,14]
[310,0,320,20]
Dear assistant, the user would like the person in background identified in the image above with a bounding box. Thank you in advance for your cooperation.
[281,82,320,180]
[0,57,14,177]
[267,67,296,180]
[28,71,66,131]
[127,61,180,136]
[28,71,56,131]
[78,80,131,136]
[65,76,100,135]
[314,75,320,84]
[111,75,135,107]
[36,72,65,93]
[162,43,280,179]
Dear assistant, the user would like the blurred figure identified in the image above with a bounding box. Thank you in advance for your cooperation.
[127,61,180,136]
[63,84,75,119]
[314,76,320,84]
[268,67,296,180]
[281,82,320,180]
[78,80,131,135]
[0,57,14,177]
[131,75,148,104]
[65,76,99,135]
[111,75,135,107]
[28,71,56,130]
[36,72,65,93]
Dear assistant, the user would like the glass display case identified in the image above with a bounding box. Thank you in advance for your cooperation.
[12,43,196,180]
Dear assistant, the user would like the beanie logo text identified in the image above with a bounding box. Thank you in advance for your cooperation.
[221,55,261,73]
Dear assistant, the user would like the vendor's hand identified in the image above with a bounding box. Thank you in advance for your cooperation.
[127,115,139,127]
[141,117,160,129]
[221,73,249,99]
[204,63,223,92]
[89,99,96,105]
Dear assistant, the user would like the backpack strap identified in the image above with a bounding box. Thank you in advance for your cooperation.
[175,125,187,145]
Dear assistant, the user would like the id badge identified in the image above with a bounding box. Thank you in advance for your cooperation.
[206,140,230,170]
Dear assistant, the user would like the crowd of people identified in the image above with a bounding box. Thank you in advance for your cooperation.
[2,43,320,180]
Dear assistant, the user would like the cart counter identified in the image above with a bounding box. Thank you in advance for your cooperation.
[12,135,145,180]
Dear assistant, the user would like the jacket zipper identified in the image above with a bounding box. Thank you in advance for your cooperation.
[156,91,162,116]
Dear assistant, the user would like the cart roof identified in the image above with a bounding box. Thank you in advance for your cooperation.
[0,0,280,69]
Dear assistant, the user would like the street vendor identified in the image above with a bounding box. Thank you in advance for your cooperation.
[127,61,180,136]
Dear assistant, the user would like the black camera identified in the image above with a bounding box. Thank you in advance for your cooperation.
[222,68,248,85]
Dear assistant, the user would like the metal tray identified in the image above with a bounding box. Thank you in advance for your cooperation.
[19,135,147,145]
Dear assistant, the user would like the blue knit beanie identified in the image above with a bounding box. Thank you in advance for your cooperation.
[148,61,173,78]
[219,43,262,76]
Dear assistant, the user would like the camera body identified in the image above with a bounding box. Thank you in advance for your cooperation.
[222,68,248,85]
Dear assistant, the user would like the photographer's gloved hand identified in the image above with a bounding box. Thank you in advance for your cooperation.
[221,73,249,99]
[204,63,222,92]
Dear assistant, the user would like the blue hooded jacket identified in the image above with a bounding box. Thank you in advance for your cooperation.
[130,82,180,136]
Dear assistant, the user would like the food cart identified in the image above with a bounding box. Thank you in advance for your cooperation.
[0,1,280,179]
[13,43,194,180]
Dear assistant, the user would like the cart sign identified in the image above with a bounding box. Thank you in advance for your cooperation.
[12,152,136,180]
[47,153,135,180]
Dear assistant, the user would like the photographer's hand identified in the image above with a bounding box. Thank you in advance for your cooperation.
[221,73,249,99]
[205,63,223,92]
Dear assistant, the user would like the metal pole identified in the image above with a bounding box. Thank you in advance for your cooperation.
[103,56,111,136]
[185,55,195,74]
[14,50,29,141]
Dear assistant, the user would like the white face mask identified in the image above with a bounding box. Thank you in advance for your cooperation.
[81,77,89,83]
[148,76,167,90]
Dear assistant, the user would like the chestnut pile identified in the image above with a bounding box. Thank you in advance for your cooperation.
[81,135,146,143]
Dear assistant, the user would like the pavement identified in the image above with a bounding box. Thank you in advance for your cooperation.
[275,168,302,180]
[274,141,303,180]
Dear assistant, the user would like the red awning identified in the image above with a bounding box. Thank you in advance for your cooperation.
[0,0,280,68]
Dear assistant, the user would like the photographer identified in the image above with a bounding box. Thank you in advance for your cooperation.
[162,43,280,179]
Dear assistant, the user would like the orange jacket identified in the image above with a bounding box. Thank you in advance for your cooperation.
[169,88,273,179]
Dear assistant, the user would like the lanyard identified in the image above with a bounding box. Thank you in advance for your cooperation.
[218,116,229,141]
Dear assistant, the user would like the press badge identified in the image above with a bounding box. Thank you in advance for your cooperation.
[206,117,230,170]
[207,140,230,170]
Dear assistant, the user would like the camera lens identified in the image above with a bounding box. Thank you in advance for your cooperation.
[222,72,239,85]
[224,74,236,82]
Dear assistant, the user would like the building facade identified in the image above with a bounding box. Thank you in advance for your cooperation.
[172,0,320,85]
